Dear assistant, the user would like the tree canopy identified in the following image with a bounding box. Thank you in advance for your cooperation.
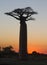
[5,7,37,21]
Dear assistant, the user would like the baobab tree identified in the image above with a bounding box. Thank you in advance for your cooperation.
[5,7,37,60]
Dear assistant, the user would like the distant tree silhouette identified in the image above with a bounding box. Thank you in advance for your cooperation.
[2,46,12,57]
[5,7,37,60]
[3,46,13,52]
[0,46,18,58]
[32,51,38,55]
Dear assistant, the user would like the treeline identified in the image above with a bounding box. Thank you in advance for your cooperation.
[0,46,47,61]
[0,46,18,58]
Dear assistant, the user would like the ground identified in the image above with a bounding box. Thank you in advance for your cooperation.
[0,58,47,65]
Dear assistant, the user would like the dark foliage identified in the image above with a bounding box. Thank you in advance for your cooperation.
[0,46,18,58]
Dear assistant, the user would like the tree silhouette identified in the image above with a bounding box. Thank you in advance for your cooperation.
[0,46,19,58]
[2,46,13,57]
[5,7,37,60]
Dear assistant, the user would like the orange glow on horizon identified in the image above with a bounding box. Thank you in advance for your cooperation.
[0,37,47,54]
[12,42,47,54]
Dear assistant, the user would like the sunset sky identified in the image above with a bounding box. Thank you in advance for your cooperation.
[0,0,47,54]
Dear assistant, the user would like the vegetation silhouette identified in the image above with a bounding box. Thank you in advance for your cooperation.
[0,46,18,58]
[5,7,37,60]
[0,46,47,65]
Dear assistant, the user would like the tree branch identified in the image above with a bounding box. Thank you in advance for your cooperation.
[5,13,20,20]
[24,11,37,18]
[26,17,35,21]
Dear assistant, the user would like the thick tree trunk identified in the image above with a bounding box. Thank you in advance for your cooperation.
[19,21,27,60]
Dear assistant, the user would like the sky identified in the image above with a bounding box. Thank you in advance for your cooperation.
[0,0,47,54]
